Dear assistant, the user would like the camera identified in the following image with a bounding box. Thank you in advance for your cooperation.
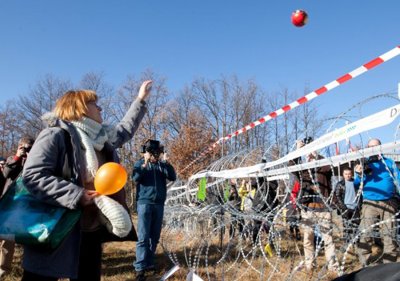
[303,136,313,145]
[21,144,32,154]
[367,155,380,163]
[362,155,380,175]
[141,139,164,159]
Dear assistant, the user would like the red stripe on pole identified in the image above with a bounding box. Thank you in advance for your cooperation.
[364,58,384,69]
[259,117,266,123]
[337,73,352,84]
[269,112,277,118]
[282,105,291,112]
[297,96,308,104]
[315,86,328,95]
[249,123,255,128]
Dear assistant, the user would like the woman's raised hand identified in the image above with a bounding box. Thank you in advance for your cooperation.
[138,80,152,101]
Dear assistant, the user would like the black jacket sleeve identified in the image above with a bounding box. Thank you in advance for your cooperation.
[335,180,347,213]
[3,156,24,181]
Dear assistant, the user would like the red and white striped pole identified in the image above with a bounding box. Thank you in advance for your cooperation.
[181,45,400,173]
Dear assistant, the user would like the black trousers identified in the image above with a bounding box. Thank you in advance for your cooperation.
[252,220,271,244]
[342,208,361,243]
[21,231,103,281]
[22,271,58,281]
[71,231,102,281]
[229,215,244,237]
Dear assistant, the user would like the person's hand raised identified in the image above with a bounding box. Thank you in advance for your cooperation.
[296,140,305,150]
[355,164,363,174]
[16,145,27,157]
[142,152,151,168]
[138,80,152,101]
[162,152,168,162]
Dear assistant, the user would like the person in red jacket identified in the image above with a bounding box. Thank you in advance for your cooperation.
[287,180,301,240]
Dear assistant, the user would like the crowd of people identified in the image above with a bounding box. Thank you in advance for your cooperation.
[225,137,400,278]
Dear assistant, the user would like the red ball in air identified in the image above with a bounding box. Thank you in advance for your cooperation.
[291,10,308,27]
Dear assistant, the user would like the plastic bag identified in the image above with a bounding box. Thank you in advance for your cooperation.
[0,177,81,249]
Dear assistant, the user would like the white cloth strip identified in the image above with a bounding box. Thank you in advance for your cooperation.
[267,174,290,181]
[262,103,400,170]
[188,142,399,181]
[263,142,400,177]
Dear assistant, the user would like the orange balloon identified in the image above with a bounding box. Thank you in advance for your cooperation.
[94,162,128,195]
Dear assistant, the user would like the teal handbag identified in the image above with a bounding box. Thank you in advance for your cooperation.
[0,177,81,249]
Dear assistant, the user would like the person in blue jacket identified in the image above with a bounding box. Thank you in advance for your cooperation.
[355,138,400,265]
[132,140,176,281]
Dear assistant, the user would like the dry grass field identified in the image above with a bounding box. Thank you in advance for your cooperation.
[1,213,382,281]
[2,233,374,281]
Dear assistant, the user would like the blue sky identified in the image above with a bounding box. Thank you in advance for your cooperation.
[0,1,399,145]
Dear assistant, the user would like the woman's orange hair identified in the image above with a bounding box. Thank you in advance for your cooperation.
[54,90,97,121]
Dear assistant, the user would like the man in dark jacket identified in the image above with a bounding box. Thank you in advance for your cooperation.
[132,140,176,280]
[0,136,34,278]
[334,167,361,244]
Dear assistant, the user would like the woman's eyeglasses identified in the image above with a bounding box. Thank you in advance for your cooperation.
[88,101,102,111]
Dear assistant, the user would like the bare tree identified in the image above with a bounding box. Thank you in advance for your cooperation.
[190,76,270,155]
[16,74,72,137]
[0,101,20,157]
[0,70,326,183]
[167,110,215,179]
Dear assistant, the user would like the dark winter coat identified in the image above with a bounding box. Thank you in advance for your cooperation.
[290,155,332,208]
[252,180,278,213]
[0,173,4,192]
[0,155,26,196]
[334,179,362,214]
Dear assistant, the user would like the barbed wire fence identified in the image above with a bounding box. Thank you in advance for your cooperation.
[160,92,400,281]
